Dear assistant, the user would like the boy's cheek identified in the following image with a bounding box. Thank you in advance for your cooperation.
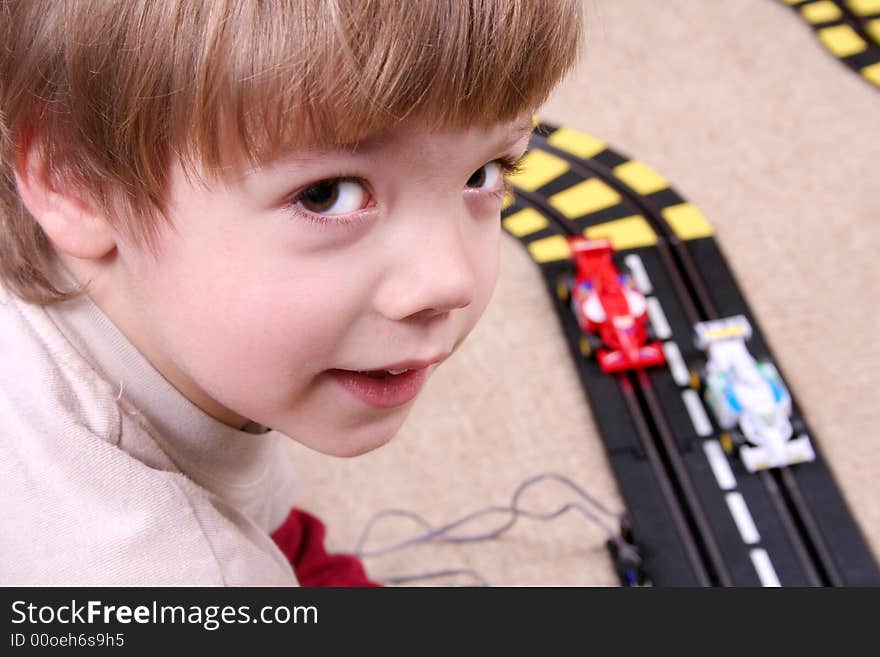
[441,232,501,357]
[472,223,503,314]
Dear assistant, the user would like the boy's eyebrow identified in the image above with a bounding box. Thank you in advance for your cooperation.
[261,116,536,174]
[346,116,535,154]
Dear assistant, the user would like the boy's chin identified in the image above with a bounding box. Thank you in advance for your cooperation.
[274,410,409,458]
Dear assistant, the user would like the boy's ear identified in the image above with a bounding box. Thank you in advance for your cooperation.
[13,144,117,260]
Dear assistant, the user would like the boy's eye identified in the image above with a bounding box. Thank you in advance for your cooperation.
[296,179,369,215]
[466,162,503,190]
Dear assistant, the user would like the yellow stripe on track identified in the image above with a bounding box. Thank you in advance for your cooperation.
[502,207,549,237]
[584,215,658,251]
[866,18,880,44]
[513,124,716,244]
[546,128,606,159]
[862,61,880,85]
[613,160,669,195]
[800,1,842,23]
[507,150,568,192]
[846,0,880,16]
[548,178,621,219]
[817,24,869,56]
[662,203,715,240]
[527,235,572,264]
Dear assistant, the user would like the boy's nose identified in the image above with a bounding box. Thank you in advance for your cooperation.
[374,216,477,322]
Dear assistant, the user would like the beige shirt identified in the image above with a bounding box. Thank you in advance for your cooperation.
[0,282,300,585]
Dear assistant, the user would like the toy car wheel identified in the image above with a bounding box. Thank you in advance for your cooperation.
[730,430,747,450]
[720,431,745,456]
[791,417,807,436]
[579,333,603,358]
[555,274,573,302]
[688,365,705,390]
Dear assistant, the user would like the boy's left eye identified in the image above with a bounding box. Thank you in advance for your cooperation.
[466,162,503,190]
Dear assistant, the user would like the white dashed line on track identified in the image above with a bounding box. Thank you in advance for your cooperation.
[726,492,761,545]
[750,548,781,587]
[624,254,653,294]
[702,440,737,491]
[646,297,672,339]
[681,389,713,437]
[662,341,689,386]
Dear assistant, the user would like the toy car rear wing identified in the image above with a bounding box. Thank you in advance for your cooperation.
[694,315,753,350]
[567,236,613,255]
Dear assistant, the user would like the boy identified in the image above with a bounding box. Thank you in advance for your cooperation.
[0,0,581,585]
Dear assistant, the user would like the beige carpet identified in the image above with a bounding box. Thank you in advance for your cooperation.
[287,0,880,586]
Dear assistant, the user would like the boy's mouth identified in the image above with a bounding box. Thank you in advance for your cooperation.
[356,368,411,379]
[328,354,449,408]
[329,367,429,409]
[342,354,448,376]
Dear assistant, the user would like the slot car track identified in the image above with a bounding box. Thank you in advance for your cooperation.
[781,0,880,89]
[528,129,834,587]
[501,122,880,586]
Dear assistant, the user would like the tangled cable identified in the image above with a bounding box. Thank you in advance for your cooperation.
[352,472,640,586]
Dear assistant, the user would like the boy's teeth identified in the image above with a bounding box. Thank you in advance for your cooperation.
[353,368,410,377]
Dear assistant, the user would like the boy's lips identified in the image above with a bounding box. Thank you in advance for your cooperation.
[329,354,447,409]
[369,355,448,372]
[329,367,429,409]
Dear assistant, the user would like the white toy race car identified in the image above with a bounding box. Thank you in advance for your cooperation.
[694,316,815,472]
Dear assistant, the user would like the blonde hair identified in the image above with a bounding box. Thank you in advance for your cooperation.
[0,0,582,304]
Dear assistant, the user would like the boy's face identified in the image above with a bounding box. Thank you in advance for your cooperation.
[103,117,531,456]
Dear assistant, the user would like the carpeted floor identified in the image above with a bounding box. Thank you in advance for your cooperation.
[287,0,880,586]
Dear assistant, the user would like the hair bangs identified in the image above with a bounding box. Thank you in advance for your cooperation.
[192,0,582,171]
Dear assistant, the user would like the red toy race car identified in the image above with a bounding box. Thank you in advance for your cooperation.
[559,237,666,373]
